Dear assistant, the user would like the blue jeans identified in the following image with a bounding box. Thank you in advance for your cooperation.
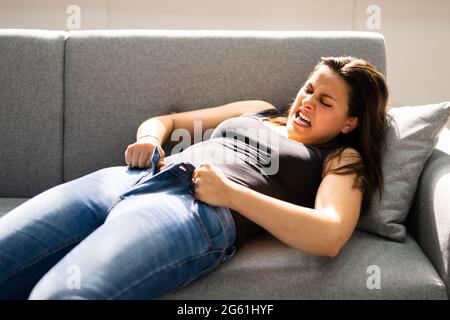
[0,147,236,299]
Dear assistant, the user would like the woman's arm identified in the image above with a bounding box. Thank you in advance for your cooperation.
[128,100,275,168]
[136,100,276,146]
[226,183,342,257]
[193,148,363,258]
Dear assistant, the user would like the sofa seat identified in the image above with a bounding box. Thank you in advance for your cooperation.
[160,229,448,300]
[0,198,29,217]
[1,196,447,300]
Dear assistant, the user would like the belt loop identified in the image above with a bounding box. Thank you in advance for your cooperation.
[182,162,196,175]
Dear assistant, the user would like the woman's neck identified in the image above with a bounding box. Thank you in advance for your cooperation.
[310,135,339,149]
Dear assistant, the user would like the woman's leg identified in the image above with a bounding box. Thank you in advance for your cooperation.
[0,165,153,299]
[28,160,237,300]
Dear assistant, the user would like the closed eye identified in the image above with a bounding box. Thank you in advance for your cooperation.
[304,88,332,108]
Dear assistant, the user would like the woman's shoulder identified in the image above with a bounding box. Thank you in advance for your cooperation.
[339,147,362,158]
[322,147,363,176]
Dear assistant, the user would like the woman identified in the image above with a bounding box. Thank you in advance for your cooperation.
[0,56,389,299]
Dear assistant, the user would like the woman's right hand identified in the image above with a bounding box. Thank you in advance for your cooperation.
[124,136,167,169]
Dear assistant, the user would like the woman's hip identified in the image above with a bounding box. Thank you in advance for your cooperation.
[29,172,237,299]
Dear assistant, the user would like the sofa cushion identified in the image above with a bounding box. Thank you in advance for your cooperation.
[159,230,447,299]
[0,198,28,218]
[0,30,65,198]
[357,102,450,242]
[1,198,446,300]
[63,30,386,182]
[2,198,445,299]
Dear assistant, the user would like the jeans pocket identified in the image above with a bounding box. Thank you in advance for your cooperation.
[190,200,214,250]
[190,199,229,253]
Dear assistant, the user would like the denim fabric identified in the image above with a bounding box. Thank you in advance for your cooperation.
[0,147,236,299]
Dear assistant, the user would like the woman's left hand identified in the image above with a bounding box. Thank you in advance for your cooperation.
[192,162,235,207]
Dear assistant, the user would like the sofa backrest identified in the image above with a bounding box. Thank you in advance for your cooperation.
[0,29,66,197]
[63,30,386,181]
[0,29,386,196]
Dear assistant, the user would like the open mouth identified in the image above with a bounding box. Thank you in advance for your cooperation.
[293,110,312,128]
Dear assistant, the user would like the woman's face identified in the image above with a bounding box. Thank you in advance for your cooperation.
[286,65,359,145]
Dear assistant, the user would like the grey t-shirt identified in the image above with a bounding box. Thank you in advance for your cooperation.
[164,108,337,250]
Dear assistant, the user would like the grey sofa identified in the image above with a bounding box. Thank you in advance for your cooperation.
[0,29,449,300]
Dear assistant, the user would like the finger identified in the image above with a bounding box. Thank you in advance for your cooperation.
[124,149,129,165]
[145,157,152,168]
[125,146,133,166]
[131,148,141,167]
[199,161,211,167]
[138,151,149,168]
[156,160,166,169]
[197,167,209,175]
[194,166,206,173]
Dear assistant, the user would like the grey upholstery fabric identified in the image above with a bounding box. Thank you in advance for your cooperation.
[357,102,450,241]
[1,197,446,299]
[159,230,447,300]
[0,29,65,197]
[0,198,28,218]
[406,129,450,298]
[1,29,449,299]
[63,30,386,181]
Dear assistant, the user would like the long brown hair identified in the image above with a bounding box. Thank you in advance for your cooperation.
[263,56,389,215]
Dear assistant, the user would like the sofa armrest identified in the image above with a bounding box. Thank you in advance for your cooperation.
[406,128,450,297]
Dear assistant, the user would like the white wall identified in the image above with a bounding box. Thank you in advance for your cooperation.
[1,0,449,127]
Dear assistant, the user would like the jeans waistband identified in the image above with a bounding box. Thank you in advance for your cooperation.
[168,162,196,183]
[146,146,236,257]
[151,146,196,182]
